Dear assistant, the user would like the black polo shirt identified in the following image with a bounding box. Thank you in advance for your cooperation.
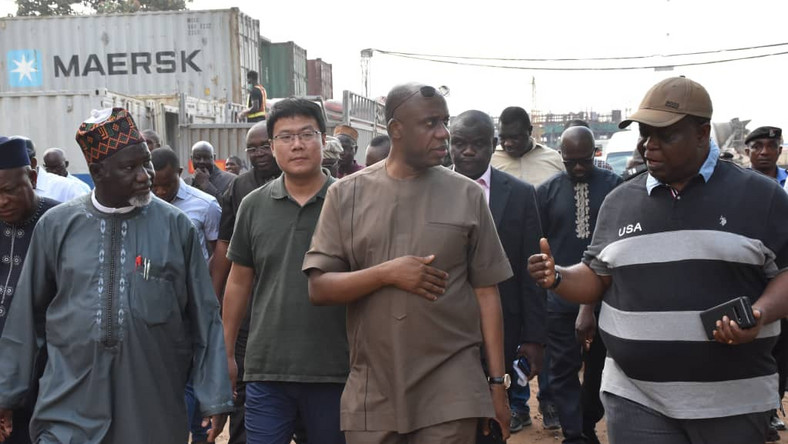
[583,159,788,419]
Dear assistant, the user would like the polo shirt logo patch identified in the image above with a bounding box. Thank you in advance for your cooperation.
[618,223,643,237]
[719,216,727,227]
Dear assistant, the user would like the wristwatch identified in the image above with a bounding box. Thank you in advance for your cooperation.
[550,270,562,290]
[488,374,511,390]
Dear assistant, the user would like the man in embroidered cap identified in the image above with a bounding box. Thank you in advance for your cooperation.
[534,126,621,444]
[334,125,364,177]
[0,108,234,444]
[322,135,344,177]
[0,136,59,444]
[529,77,788,443]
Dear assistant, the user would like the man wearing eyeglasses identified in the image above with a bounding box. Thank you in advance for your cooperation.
[210,121,281,444]
[304,83,513,443]
[491,107,564,187]
[536,126,621,444]
[222,99,348,444]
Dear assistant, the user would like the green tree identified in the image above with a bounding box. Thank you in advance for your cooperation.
[15,0,189,16]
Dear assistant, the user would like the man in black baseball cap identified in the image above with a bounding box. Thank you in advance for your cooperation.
[745,126,785,186]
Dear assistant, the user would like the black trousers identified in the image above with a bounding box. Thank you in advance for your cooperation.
[581,322,606,442]
[547,312,586,444]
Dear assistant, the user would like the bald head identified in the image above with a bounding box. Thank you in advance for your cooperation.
[385,82,431,122]
[246,121,267,145]
[560,126,596,181]
[450,110,496,179]
[560,126,595,156]
[43,147,69,177]
[191,141,216,172]
[142,129,161,150]
[365,135,391,166]
[451,110,495,135]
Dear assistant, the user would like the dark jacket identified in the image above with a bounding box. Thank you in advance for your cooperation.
[489,168,547,368]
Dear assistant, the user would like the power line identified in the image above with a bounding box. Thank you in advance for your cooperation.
[372,42,788,63]
[376,50,788,71]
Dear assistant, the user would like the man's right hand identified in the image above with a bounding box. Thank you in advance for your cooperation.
[193,168,210,187]
[382,255,448,301]
[0,408,12,441]
[528,238,556,289]
[227,356,238,398]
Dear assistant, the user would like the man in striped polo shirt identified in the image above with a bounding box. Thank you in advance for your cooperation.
[528,76,788,444]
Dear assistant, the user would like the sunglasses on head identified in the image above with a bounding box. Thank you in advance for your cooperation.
[388,86,442,119]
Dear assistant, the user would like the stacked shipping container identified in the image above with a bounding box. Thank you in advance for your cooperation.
[259,40,308,98]
[0,8,260,103]
[307,58,333,99]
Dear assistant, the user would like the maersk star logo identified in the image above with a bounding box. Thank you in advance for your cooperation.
[7,50,43,88]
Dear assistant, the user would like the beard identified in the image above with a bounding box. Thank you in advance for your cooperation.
[129,192,152,208]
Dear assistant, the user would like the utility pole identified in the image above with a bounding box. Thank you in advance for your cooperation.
[361,49,373,98]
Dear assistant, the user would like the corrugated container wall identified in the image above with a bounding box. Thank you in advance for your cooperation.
[0,90,152,180]
[307,58,332,99]
[0,8,259,103]
[259,40,307,98]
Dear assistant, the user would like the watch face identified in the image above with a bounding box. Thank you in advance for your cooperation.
[503,373,512,390]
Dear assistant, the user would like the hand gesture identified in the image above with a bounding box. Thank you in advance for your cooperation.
[528,238,556,289]
[383,255,448,301]
[194,168,210,187]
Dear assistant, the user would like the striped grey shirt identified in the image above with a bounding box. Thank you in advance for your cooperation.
[583,160,788,419]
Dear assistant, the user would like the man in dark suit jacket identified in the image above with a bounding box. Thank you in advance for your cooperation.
[450,110,547,443]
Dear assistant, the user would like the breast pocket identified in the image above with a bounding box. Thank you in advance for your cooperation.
[424,221,470,270]
[130,270,177,326]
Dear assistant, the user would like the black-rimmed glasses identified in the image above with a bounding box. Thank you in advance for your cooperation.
[245,144,271,153]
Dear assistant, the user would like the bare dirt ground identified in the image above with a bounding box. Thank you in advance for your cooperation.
[213,381,788,443]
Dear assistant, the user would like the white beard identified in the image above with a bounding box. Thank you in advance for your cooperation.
[129,192,152,208]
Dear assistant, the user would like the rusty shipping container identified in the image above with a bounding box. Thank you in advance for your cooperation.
[0,8,259,103]
[259,40,307,98]
[307,58,333,99]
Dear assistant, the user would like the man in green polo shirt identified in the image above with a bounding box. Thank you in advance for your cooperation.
[222,98,348,444]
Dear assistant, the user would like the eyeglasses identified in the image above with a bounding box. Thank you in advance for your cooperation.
[388,86,442,119]
[272,130,321,145]
[245,144,271,153]
[562,156,595,168]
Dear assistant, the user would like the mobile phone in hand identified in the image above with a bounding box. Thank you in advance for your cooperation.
[700,296,756,340]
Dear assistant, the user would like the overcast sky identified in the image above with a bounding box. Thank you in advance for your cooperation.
[2,0,787,130]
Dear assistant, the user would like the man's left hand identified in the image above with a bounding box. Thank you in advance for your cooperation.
[713,310,763,346]
[482,385,511,440]
[517,342,544,379]
[202,414,228,442]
